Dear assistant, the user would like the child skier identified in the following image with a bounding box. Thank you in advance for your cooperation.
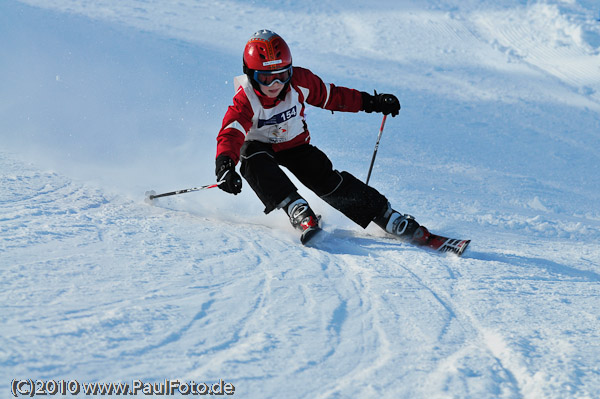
[215,29,429,245]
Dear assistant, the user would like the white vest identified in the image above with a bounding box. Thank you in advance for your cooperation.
[234,75,306,144]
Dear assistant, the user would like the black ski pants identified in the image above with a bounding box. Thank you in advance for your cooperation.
[240,141,388,228]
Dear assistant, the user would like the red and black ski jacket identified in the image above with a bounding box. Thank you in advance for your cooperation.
[216,66,364,164]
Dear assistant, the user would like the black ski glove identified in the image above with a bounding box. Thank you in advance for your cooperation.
[361,90,401,117]
[215,155,242,195]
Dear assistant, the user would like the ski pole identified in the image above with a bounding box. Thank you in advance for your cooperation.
[145,181,222,202]
[366,114,387,185]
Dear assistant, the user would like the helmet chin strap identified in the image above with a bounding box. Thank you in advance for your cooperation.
[277,82,290,100]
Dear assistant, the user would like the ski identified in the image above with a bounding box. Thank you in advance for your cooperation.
[301,222,469,255]
[420,233,471,256]
[398,225,471,256]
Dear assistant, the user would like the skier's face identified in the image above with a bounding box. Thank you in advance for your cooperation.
[260,81,284,98]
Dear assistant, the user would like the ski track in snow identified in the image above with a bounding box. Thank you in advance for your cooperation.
[2,0,600,398]
[3,153,600,398]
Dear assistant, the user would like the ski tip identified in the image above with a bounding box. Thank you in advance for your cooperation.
[458,240,471,256]
[434,238,471,256]
[144,190,157,205]
[452,239,471,256]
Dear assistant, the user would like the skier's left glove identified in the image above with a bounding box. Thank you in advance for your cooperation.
[215,155,242,195]
[361,91,401,117]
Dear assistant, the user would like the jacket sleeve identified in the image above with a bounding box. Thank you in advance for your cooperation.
[216,89,254,164]
[292,67,363,113]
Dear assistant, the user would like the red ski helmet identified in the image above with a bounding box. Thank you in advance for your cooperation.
[243,29,292,72]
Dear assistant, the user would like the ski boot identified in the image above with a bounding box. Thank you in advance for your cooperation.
[375,203,470,255]
[375,203,430,245]
[286,198,322,245]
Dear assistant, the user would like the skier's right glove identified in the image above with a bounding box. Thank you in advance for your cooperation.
[215,155,242,195]
[361,90,401,117]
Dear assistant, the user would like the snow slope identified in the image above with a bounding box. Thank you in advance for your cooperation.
[2,0,600,398]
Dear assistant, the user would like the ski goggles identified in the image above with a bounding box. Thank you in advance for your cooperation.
[253,66,293,87]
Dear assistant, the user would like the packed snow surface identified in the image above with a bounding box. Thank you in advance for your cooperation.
[2,0,600,398]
